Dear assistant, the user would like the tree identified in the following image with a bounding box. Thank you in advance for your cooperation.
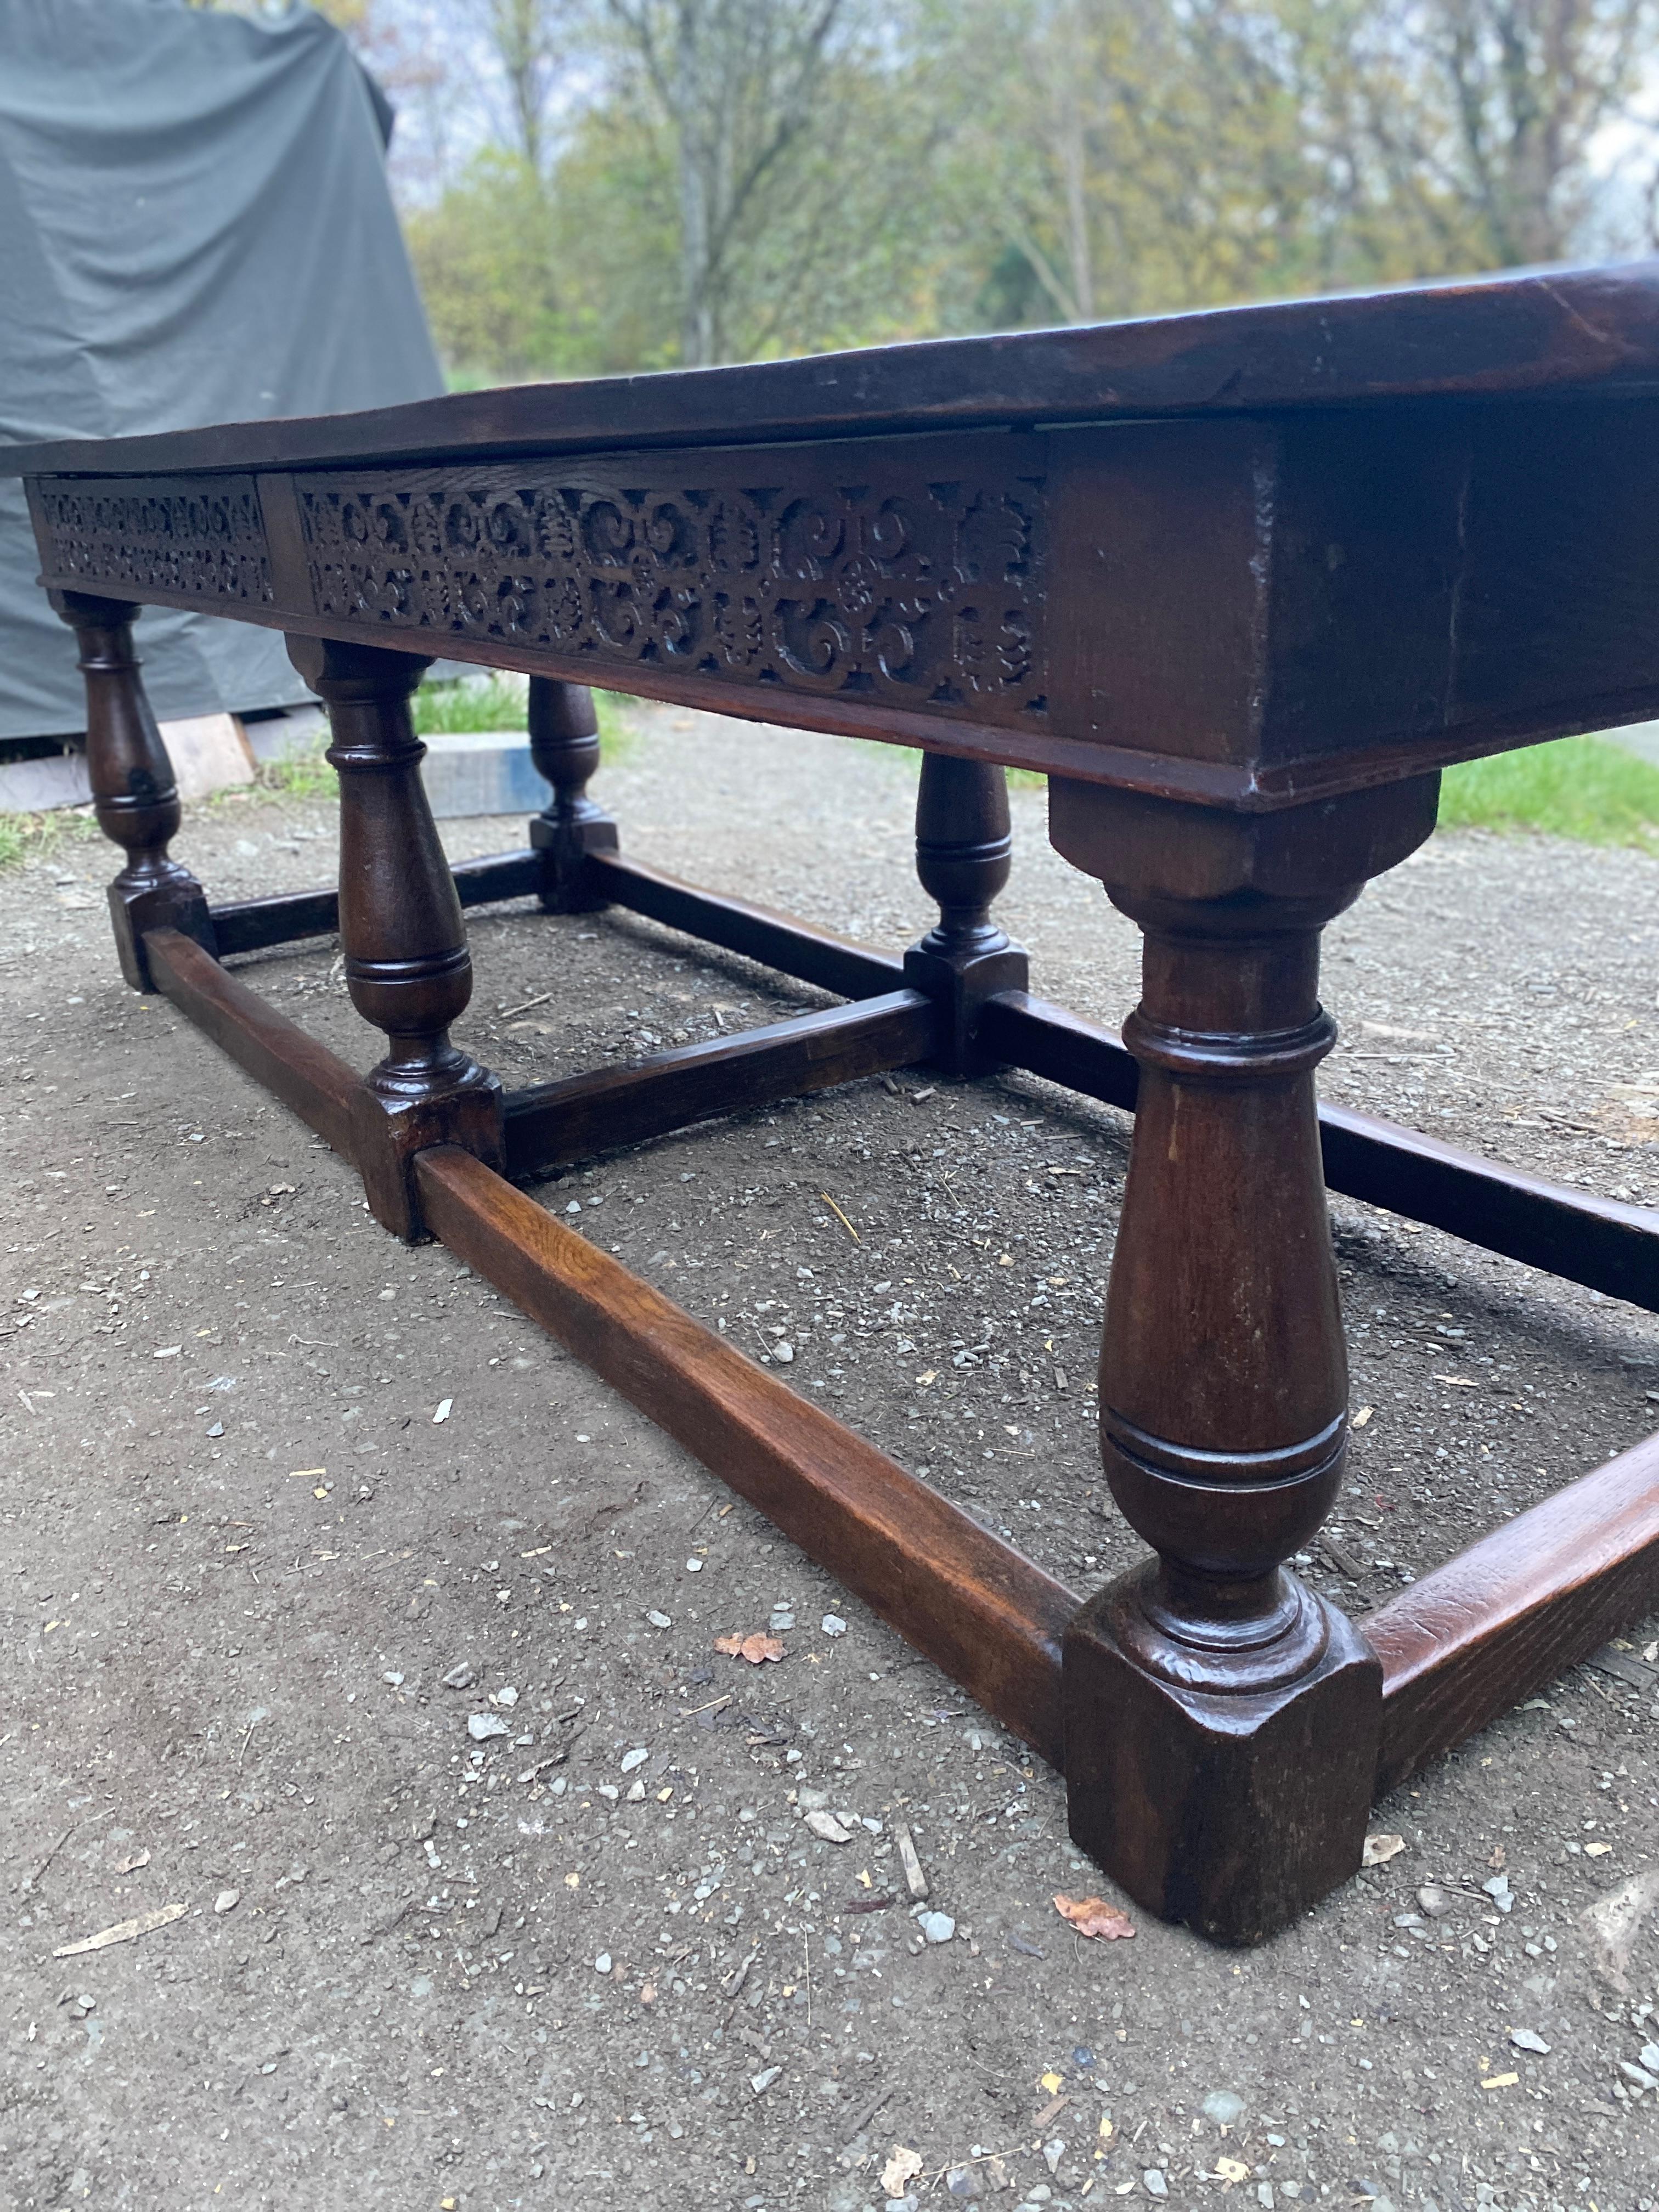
[602,0,853,364]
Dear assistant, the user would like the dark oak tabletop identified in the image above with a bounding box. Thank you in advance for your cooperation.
[9,262,1659,478]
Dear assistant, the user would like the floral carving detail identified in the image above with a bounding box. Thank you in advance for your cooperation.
[297,455,1047,723]
[33,477,273,603]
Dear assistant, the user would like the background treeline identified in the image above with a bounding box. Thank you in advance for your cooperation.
[215,0,1659,381]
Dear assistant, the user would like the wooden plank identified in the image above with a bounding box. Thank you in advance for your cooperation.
[413,1145,1079,1765]
[1366,1430,1659,1792]
[981,989,1659,1310]
[1316,1103,1659,1311]
[979,991,1139,1111]
[210,852,546,958]
[589,852,905,1000]
[211,886,339,956]
[10,265,1659,478]
[503,991,938,1179]
[144,927,362,1159]
[454,849,543,907]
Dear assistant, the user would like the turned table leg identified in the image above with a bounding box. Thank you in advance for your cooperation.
[528,677,617,911]
[52,590,214,992]
[1050,774,1440,1943]
[903,753,1028,1074]
[289,636,504,1240]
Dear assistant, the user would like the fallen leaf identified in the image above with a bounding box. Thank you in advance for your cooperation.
[114,1849,150,1875]
[881,2146,924,2198]
[1215,2157,1250,2184]
[1488,1843,1506,1870]
[1052,1893,1136,1940]
[1351,1406,1373,1428]
[714,1632,786,1664]
[1040,2070,1064,2095]
[1362,1832,1406,1866]
[1479,2072,1518,2091]
[53,1902,187,1957]
[1584,1842,1613,1857]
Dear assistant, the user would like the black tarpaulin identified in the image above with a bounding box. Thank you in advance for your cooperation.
[0,0,442,740]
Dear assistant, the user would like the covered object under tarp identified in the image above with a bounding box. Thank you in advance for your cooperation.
[0,0,443,742]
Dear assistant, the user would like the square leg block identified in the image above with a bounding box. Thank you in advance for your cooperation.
[351,1079,505,1242]
[112,877,215,995]
[1063,1568,1381,1944]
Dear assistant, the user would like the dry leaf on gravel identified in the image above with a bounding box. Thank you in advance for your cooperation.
[1362,1832,1406,1866]
[53,1902,187,1957]
[714,1632,786,1664]
[881,2145,924,2198]
[1052,1893,1135,1940]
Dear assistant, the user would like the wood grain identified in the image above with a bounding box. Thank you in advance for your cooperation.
[413,1144,1079,1765]
[145,927,362,1158]
[11,263,1659,477]
[1367,1429,1659,1792]
[979,989,1659,1311]
[503,991,938,1178]
[210,849,544,958]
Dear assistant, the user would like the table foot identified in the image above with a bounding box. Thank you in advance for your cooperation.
[903,753,1027,1073]
[53,591,214,992]
[528,678,617,910]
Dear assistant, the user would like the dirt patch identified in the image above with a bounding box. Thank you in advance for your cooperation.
[1,706,1656,2210]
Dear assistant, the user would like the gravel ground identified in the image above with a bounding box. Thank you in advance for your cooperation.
[2,702,1657,2212]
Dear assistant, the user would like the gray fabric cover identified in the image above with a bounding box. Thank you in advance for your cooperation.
[0,0,443,740]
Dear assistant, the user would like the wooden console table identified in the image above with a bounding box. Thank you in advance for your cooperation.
[13,263,1659,1944]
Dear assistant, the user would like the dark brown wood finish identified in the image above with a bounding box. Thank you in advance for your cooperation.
[12,264,1659,480]
[207,847,1659,1310]
[588,852,905,1000]
[52,591,215,991]
[504,991,938,1180]
[26,262,1659,1949]
[527,677,617,911]
[1368,1430,1659,1793]
[904,756,1028,1074]
[1053,774,1441,1943]
[145,927,363,1158]
[414,1143,1078,1763]
[289,635,505,1238]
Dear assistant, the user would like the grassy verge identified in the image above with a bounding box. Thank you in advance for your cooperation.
[1435,733,1659,845]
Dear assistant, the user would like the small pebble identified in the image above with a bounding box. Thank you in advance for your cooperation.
[468,1714,511,1742]
[1509,2028,1550,2056]
[1201,2090,1246,2125]
[821,1614,848,1637]
[1144,2173,1169,2200]
[805,1810,853,1844]
[214,1889,240,1915]
[646,1610,672,1629]
[771,1342,794,1364]
[750,2065,783,2094]
[685,1558,703,1573]
[441,1662,476,1690]
[1042,2139,1065,2175]
[594,1952,612,1974]
[919,1911,956,1944]
[492,1685,519,1708]
[620,1747,650,1773]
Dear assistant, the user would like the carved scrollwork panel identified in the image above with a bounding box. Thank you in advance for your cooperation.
[294,443,1049,727]
[31,475,274,605]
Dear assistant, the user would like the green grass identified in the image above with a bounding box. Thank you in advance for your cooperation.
[0,803,98,872]
[1436,733,1659,846]
[411,674,533,733]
